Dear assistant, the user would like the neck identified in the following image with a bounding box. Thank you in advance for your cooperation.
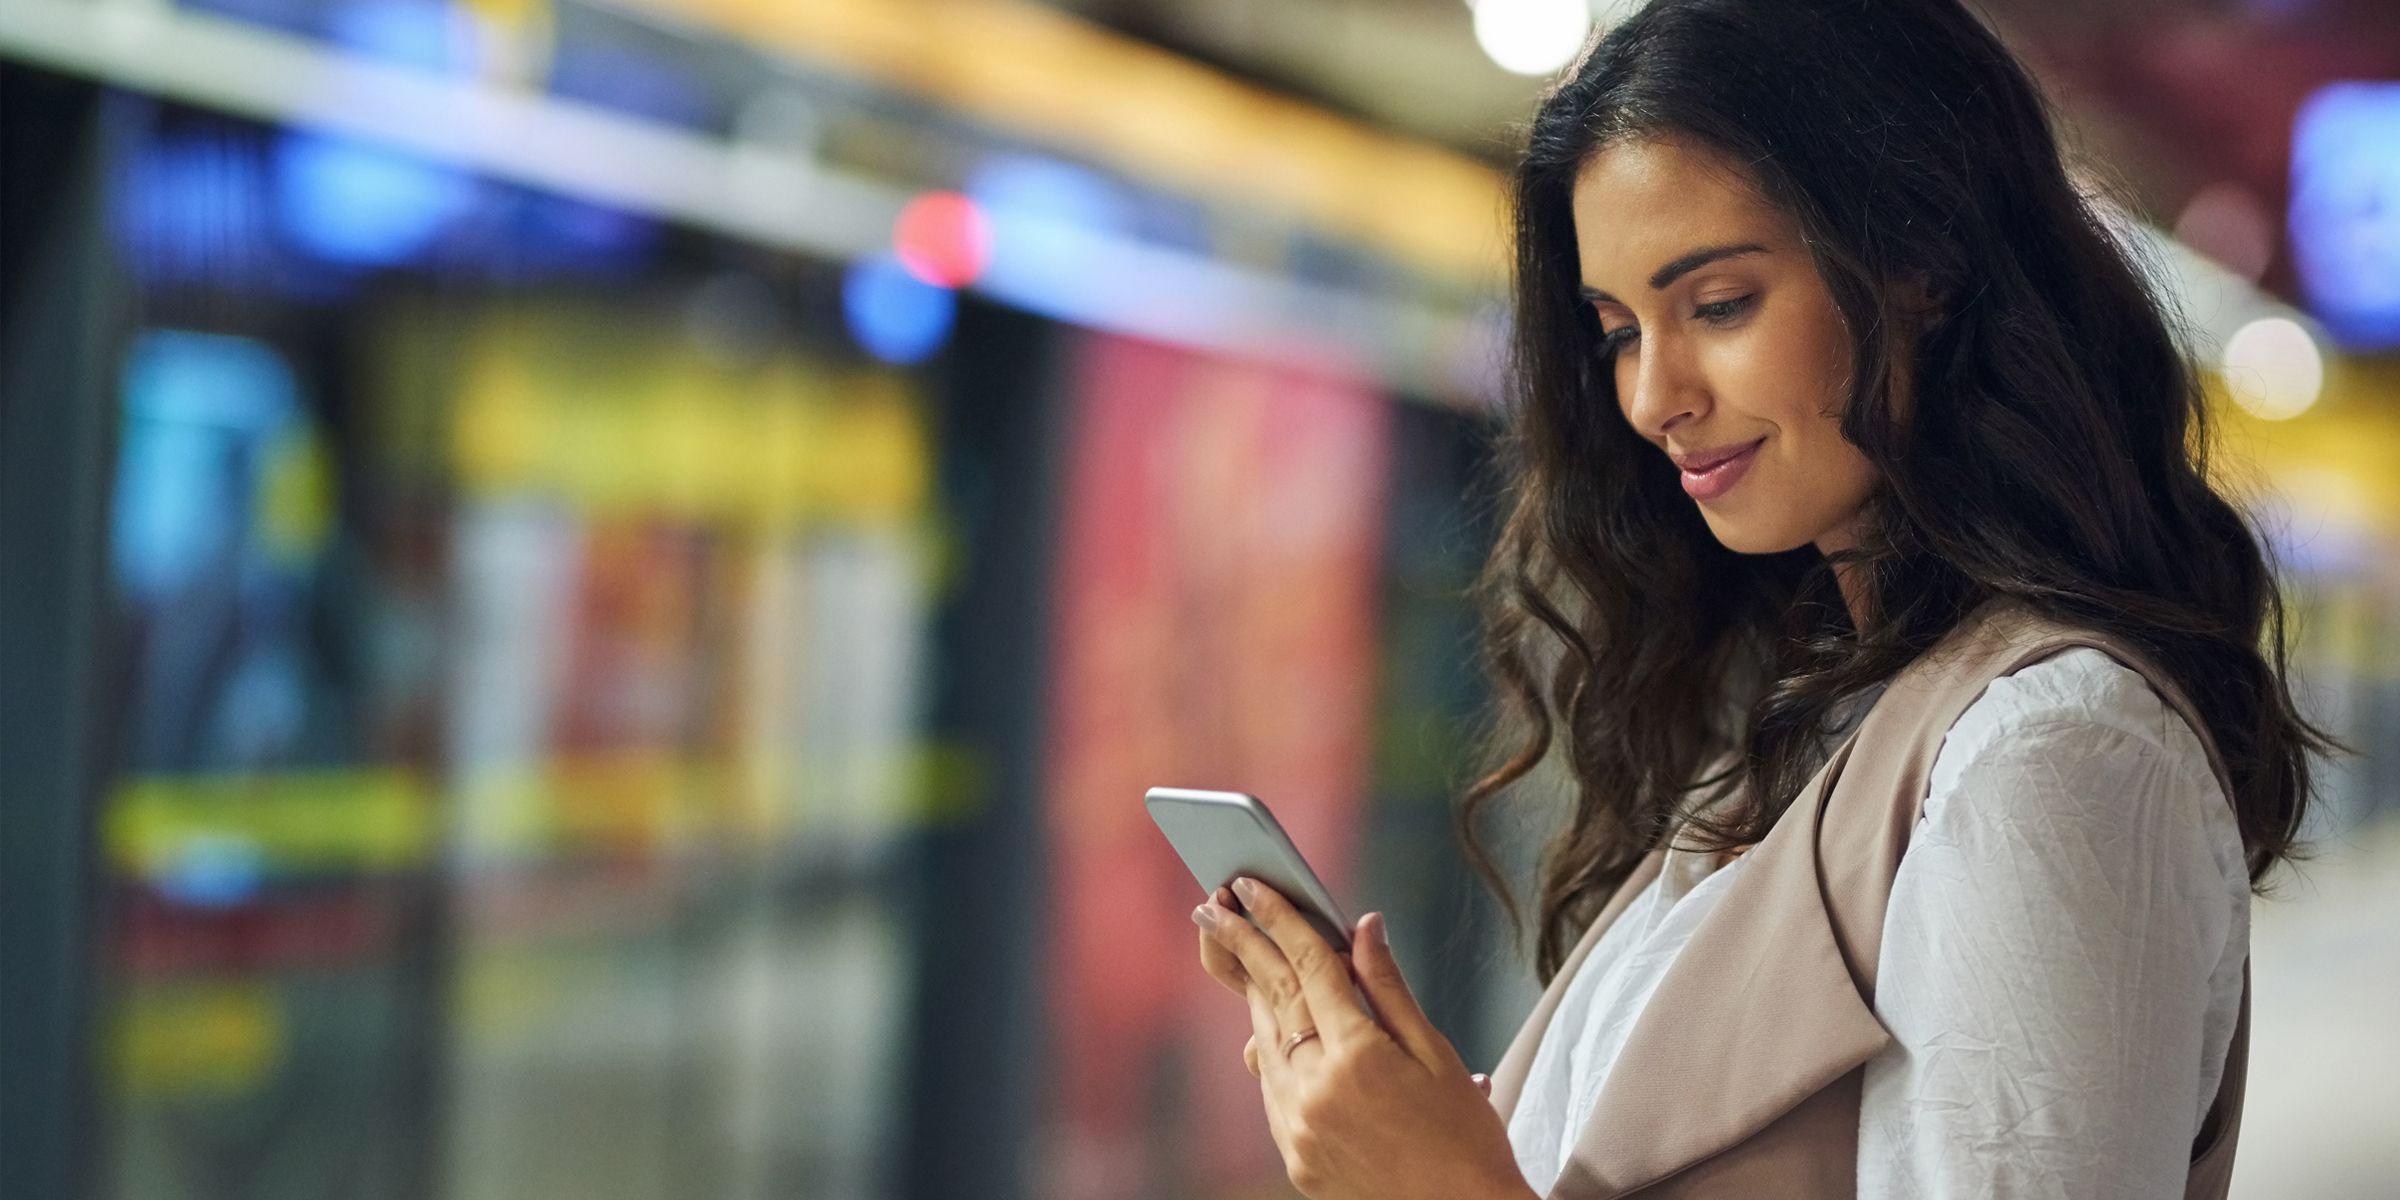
[1834,561,1869,631]
[1814,523,1871,631]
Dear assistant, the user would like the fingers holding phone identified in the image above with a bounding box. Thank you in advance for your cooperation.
[1145,787,1354,953]
[1198,885,1251,998]
[1198,882,1359,1001]
[1150,785,1370,1028]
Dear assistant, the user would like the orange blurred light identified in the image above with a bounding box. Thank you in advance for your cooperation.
[893,191,992,288]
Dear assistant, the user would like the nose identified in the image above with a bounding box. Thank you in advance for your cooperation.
[1618,334,1707,442]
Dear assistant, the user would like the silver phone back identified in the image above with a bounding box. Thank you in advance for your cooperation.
[1145,786,1352,952]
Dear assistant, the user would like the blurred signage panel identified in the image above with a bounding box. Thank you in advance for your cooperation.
[378,296,942,1200]
[92,92,951,1198]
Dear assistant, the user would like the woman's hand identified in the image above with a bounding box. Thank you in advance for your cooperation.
[1197,886,1493,1100]
[1192,877,1535,1200]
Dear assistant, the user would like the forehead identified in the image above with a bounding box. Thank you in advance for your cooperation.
[1570,137,1791,291]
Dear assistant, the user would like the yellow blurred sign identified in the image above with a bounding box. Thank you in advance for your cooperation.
[111,981,285,1100]
[107,769,436,879]
[435,304,932,529]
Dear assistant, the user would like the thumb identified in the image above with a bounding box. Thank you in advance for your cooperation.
[1351,912,1454,1069]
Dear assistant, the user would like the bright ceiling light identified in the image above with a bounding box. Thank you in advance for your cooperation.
[2221,316,2324,421]
[1473,0,1592,77]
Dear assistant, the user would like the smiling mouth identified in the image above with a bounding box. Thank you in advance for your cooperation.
[1676,438,1766,501]
[1671,439,1766,472]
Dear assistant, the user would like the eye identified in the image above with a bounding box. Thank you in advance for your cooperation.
[1694,294,1756,324]
[1598,325,1638,359]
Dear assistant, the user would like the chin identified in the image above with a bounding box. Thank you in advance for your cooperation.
[1699,512,1814,556]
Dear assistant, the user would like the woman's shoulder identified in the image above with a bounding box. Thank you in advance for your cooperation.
[1927,647,2245,882]
[1939,644,2212,781]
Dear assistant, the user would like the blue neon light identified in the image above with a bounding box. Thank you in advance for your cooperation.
[2290,81,2400,349]
[273,131,472,268]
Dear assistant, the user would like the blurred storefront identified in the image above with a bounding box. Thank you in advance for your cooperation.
[2,2,2397,1199]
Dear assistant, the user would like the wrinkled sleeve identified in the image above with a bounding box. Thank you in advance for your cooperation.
[1856,658,2240,1198]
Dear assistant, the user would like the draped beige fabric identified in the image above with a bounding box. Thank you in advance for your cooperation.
[1485,598,2250,1198]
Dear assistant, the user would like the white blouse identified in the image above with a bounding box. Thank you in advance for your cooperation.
[1507,648,2252,1197]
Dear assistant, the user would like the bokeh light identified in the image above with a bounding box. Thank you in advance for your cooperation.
[843,252,957,364]
[1471,0,1591,77]
[893,190,993,289]
[273,132,471,267]
[2221,316,2325,421]
[2289,81,2400,349]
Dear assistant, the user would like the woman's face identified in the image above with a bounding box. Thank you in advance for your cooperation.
[1571,135,1880,556]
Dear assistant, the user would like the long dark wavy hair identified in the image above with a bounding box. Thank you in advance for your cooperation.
[1457,0,2348,983]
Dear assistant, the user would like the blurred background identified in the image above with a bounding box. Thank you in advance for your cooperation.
[0,1,2395,1198]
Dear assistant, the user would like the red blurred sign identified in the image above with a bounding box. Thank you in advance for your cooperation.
[1039,333,1393,1199]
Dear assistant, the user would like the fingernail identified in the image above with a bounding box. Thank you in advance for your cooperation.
[1231,877,1257,904]
[1191,905,1218,930]
[1366,912,1387,949]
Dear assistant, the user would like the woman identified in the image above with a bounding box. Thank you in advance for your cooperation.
[1190,0,2342,1196]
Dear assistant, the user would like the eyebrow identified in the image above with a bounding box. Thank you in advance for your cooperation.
[1577,242,1770,305]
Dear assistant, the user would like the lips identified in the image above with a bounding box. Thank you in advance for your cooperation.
[1670,439,1765,472]
[1674,437,1765,502]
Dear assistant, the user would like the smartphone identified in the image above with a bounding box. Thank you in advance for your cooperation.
[1146,786,1353,953]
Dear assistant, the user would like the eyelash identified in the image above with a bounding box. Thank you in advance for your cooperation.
[1598,294,1757,358]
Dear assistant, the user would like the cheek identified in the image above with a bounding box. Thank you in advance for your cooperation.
[1694,305,1841,425]
[1749,311,1876,501]
[1757,313,1853,426]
